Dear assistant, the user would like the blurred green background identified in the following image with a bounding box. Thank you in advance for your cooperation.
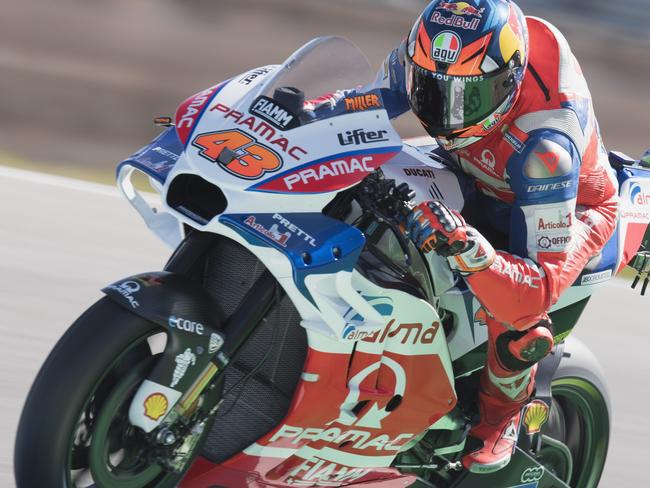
[1,0,648,183]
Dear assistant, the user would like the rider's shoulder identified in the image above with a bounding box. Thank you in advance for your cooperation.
[515,131,578,180]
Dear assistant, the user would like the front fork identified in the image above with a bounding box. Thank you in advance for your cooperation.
[103,232,285,443]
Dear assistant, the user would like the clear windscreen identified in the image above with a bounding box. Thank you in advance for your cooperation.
[247,36,379,128]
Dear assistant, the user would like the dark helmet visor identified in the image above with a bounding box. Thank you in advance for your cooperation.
[405,62,517,136]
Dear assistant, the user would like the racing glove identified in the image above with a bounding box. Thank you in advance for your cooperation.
[406,200,496,274]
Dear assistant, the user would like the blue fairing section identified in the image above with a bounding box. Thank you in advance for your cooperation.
[506,130,581,258]
[117,127,182,183]
[616,164,650,187]
[219,213,365,303]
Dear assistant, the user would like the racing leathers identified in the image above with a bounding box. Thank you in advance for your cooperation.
[368,17,619,471]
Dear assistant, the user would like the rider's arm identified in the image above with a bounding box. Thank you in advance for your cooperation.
[306,45,410,120]
[464,131,589,330]
[371,45,411,120]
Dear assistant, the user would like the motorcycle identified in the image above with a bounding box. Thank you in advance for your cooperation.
[14,36,650,488]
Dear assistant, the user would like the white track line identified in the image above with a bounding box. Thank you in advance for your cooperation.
[0,165,119,197]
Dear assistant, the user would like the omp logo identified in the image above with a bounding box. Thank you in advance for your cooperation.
[630,183,650,206]
[521,466,544,483]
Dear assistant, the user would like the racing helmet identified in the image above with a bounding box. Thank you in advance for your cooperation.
[404,0,528,151]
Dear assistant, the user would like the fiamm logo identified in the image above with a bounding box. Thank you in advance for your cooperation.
[630,183,650,207]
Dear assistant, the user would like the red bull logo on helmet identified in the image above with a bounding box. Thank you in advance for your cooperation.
[437,2,485,18]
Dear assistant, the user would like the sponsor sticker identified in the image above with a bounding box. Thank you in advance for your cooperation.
[168,315,205,335]
[526,180,572,193]
[244,215,291,247]
[431,31,462,64]
[630,183,650,207]
[431,11,481,30]
[143,393,169,421]
[537,234,571,250]
[175,85,221,143]
[337,128,389,146]
[344,94,382,111]
[192,129,283,180]
[436,1,485,17]
[580,269,613,285]
[521,466,545,483]
[403,167,435,178]
[269,424,414,451]
[249,96,297,131]
[253,150,399,193]
[534,205,573,252]
[210,103,308,160]
[523,400,550,435]
[482,112,502,131]
[107,281,140,308]
[491,259,540,288]
[504,130,525,153]
[286,458,370,485]
[238,66,275,86]
[535,150,561,175]
[208,333,224,354]
[272,213,317,247]
[171,348,197,388]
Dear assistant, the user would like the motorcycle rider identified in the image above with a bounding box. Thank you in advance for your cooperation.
[311,0,620,474]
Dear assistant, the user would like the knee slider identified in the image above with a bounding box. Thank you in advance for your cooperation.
[495,321,554,372]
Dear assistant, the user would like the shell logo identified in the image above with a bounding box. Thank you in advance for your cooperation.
[523,399,549,434]
[143,393,169,421]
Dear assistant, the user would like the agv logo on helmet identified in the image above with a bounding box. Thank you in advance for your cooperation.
[431,31,462,64]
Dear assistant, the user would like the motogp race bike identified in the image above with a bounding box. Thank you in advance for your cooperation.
[15,37,650,488]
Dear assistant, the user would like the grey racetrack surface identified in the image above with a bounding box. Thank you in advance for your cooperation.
[1,167,648,487]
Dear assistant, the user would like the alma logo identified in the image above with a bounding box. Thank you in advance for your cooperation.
[630,183,650,206]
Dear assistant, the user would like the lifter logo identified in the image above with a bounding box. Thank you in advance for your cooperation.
[337,129,389,146]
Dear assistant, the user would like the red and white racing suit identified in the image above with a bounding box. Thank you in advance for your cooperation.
[373,17,620,413]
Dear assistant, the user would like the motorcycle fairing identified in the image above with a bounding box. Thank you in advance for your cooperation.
[615,163,650,272]
[219,212,366,305]
[118,126,183,184]
[182,286,457,487]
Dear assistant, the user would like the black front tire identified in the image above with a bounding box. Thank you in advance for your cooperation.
[14,298,183,487]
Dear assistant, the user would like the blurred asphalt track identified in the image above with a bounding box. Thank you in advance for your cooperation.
[1,165,649,486]
[0,0,649,180]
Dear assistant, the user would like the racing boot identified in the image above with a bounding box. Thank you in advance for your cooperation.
[462,319,554,474]
[462,366,535,474]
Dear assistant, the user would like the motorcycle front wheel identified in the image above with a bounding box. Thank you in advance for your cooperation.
[14,297,209,488]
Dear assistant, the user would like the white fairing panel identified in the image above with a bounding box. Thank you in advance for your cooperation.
[381,143,465,211]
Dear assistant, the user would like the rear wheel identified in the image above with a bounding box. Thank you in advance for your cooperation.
[14,298,207,487]
[536,336,610,487]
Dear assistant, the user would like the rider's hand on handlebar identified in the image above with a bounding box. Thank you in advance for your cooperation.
[405,200,496,274]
